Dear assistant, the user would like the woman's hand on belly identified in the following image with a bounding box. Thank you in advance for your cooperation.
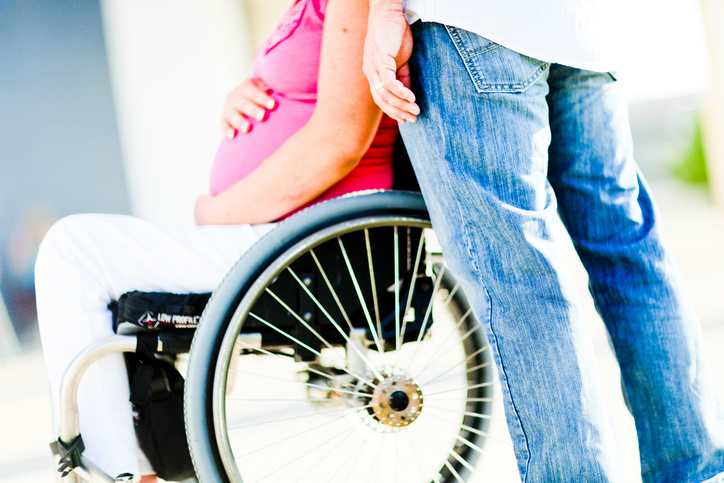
[221,78,278,139]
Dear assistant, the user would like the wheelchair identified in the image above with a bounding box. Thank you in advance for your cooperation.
[52,189,510,483]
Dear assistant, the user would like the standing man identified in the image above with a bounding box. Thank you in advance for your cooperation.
[363,1,724,481]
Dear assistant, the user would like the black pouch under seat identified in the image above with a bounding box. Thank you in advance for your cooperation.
[110,291,211,335]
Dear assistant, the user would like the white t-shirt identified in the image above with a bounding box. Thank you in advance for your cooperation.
[403,0,624,72]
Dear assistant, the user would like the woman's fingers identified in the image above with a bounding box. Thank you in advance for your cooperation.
[249,78,276,110]
[220,78,277,137]
[220,112,250,139]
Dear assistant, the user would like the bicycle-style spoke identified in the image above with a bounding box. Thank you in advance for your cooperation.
[212,216,515,482]
[393,226,401,354]
[227,367,370,400]
[363,229,384,354]
[338,237,386,360]
[405,430,428,482]
[286,266,384,382]
[254,420,355,482]
[234,411,352,459]
[415,429,466,483]
[422,404,507,427]
[228,340,341,386]
[418,345,492,387]
[414,263,447,346]
[459,422,515,447]
[413,309,479,379]
[396,232,426,368]
[263,287,335,351]
[229,403,372,431]
[423,411,520,478]
[324,423,378,482]
[309,248,354,333]
[403,265,453,371]
[424,380,497,398]
[430,396,501,403]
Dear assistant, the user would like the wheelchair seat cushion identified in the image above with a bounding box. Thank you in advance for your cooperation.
[109,291,211,335]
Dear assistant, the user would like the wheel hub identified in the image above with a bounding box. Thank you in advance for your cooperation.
[371,374,423,427]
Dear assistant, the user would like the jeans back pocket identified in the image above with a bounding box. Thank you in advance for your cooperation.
[445,26,549,94]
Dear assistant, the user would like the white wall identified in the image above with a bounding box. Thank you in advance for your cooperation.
[100,0,253,224]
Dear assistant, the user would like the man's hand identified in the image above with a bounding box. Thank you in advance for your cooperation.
[221,78,277,139]
[363,1,420,123]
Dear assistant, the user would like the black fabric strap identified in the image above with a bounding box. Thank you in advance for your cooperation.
[50,435,85,477]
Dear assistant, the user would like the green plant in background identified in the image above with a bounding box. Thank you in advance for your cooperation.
[671,118,709,186]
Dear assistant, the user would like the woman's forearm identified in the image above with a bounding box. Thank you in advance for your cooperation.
[194,113,379,226]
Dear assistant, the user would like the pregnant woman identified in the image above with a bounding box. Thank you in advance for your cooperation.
[35,0,399,480]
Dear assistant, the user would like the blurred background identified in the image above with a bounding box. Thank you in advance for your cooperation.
[0,0,723,481]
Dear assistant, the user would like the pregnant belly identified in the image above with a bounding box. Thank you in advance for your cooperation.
[208,97,315,195]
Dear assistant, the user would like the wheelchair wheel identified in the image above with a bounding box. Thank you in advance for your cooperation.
[186,191,508,483]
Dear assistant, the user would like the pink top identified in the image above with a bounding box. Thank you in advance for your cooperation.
[208,0,397,219]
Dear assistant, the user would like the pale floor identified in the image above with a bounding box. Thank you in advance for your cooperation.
[1,179,723,483]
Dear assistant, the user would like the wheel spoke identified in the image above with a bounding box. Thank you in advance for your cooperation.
[419,346,491,387]
[423,411,520,478]
[424,381,497,398]
[233,411,351,459]
[338,237,386,360]
[413,308,478,380]
[263,288,335,352]
[460,422,515,448]
[229,340,341,386]
[247,309,379,389]
[414,264,447,346]
[395,232,425,368]
[423,403,507,424]
[229,404,372,431]
[415,429,465,483]
[403,265,451,371]
[405,430,427,482]
[206,215,512,483]
[310,248,354,333]
[364,229,384,356]
[254,419,355,482]
[325,424,377,482]
[227,368,370,399]
[286,266,384,382]
[393,226,401,354]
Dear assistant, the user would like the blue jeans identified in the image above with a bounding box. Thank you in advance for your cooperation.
[400,21,724,482]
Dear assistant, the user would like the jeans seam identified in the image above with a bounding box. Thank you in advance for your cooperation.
[444,25,485,92]
[451,194,532,480]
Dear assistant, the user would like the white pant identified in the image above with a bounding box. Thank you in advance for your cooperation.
[35,213,274,478]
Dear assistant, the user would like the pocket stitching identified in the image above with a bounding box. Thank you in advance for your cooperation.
[445,25,549,93]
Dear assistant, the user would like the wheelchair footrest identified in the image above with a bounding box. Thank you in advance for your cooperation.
[50,435,85,477]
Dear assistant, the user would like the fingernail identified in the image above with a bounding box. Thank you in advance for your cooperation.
[256,110,265,121]
[266,100,275,109]
[226,129,236,139]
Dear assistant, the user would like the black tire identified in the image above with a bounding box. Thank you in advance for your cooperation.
[185,191,497,483]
